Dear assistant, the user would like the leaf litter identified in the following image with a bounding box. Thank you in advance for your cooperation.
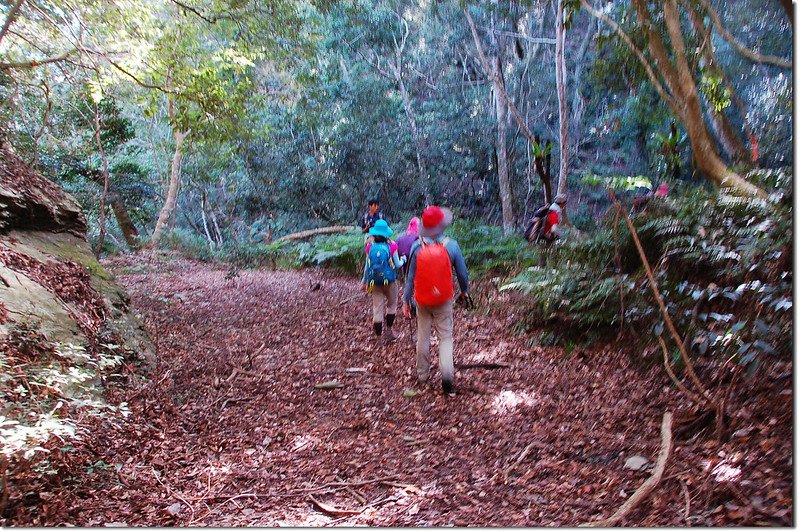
[3,253,791,526]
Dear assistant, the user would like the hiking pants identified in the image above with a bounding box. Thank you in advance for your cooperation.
[415,299,454,385]
[371,282,398,324]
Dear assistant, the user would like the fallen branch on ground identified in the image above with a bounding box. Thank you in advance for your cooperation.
[308,494,363,516]
[580,411,673,527]
[220,395,256,409]
[276,225,358,243]
[504,441,546,477]
[296,476,399,493]
[455,362,510,369]
[339,293,366,305]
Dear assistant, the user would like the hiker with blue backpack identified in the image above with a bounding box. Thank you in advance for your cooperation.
[402,206,470,395]
[362,219,406,345]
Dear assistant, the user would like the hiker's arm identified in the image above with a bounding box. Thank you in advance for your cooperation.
[449,241,469,294]
[392,249,406,269]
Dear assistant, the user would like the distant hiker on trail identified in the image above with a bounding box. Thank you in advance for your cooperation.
[632,182,669,214]
[395,216,420,274]
[525,194,567,243]
[402,206,469,396]
[362,219,406,346]
[360,198,384,234]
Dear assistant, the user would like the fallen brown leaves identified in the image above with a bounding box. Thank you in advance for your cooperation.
[2,253,791,526]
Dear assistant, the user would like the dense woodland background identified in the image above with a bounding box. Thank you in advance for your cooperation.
[0,0,794,525]
[0,0,792,243]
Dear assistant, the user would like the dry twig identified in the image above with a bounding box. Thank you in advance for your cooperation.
[581,411,673,527]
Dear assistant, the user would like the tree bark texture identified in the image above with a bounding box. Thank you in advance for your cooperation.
[492,53,514,235]
[152,94,189,245]
[687,6,748,164]
[626,0,766,197]
[555,0,569,197]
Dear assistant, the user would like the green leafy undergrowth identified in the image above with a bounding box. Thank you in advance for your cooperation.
[501,172,792,373]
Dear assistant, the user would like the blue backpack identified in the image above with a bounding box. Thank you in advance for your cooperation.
[365,242,397,289]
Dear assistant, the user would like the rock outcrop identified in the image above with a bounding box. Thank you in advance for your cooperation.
[0,142,155,369]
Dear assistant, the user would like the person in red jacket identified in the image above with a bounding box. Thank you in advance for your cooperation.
[541,194,567,242]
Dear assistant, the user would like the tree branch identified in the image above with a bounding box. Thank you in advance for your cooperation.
[581,412,673,527]
[0,0,26,46]
[0,48,78,70]
[490,28,557,45]
[579,0,676,112]
[465,7,537,147]
[698,0,791,69]
[169,0,233,23]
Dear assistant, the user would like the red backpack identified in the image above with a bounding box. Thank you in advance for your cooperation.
[414,238,454,306]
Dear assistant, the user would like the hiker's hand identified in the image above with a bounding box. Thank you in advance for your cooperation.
[403,303,411,318]
[361,283,368,292]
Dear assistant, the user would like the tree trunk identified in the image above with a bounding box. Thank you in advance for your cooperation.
[151,127,188,245]
[687,6,748,165]
[200,189,215,251]
[533,134,553,204]
[619,0,767,198]
[658,0,762,195]
[555,0,569,197]
[394,69,431,206]
[152,88,189,246]
[492,53,514,235]
[107,189,140,250]
[779,0,793,25]
[86,175,140,250]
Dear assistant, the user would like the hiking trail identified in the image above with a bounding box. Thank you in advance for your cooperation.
[25,252,790,526]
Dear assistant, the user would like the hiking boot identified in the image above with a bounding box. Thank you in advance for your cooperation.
[374,335,383,348]
[442,379,455,396]
[383,328,397,344]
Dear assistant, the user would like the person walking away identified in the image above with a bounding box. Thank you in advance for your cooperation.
[395,216,420,275]
[541,194,567,242]
[362,220,405,345]
[361,198,384,234]
[402,206,469,395]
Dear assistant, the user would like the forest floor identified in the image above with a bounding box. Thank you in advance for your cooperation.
[9,251,792,526]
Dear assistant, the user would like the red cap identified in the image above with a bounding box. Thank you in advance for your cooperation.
[421,206,444,229]
[419,206,453,238]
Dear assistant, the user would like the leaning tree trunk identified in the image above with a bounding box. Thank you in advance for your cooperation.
[687,6,748,165]
[492,53,514,235]
[107,189,140,250]
[620,0,767,198]
[658,0,762,195]
[555,0,570,197]
[152,126,188,246]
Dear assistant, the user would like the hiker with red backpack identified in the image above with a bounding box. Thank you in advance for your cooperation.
[524,194,567,243]
[402,206,469,395]
[362,219,406,345]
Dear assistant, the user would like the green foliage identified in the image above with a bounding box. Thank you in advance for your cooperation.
[501,173,792,370]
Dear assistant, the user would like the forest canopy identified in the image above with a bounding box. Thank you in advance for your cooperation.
[0,0,791,250]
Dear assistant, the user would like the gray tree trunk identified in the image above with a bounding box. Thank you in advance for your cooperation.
[555,0,569,197]
[492,54,514,235]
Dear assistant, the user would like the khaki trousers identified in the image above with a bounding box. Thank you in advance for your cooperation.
[415,299,454,384]
[371,282,398,323]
